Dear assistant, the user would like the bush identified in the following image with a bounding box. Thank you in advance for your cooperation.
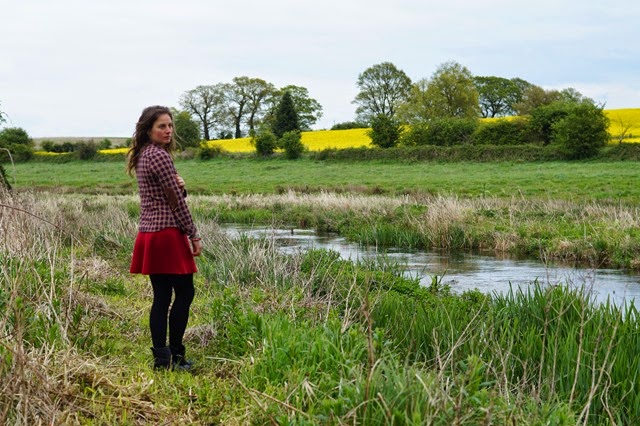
[252,130,278,156]
[472,117,534,145]
[399,123,429,146]
[330,121,369,130]
[422,118,478,146]
[280,130,305,159]
[97,138,112,150]
[528,101,572,145]
[310,144,564,162]
[0,144,34,162]
[75,141,98,160]
[368,114,401,148]
[199,144,226,160]
[40,140,56,152]
[0,127,32,147]
[553,103,609,160]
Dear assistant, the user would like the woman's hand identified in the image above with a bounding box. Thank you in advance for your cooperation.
[176,174,185,189]
[191,239,203,256]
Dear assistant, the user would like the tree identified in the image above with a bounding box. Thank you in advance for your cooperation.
[271,91,300,138]
[172,109,201,149]
[368,114,401,148]
[179,84,227,141]
[223,76,274,139]
[353,62,412,123]
[225,76,276,138]
[262,85,323,131]
[514,85,563,115]
[397,61,479,123]
[473,76,523,118]
[553,102,609,159]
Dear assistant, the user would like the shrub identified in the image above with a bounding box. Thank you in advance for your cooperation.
[75,141,98,160]
[97,138,112,150]
[368,114,401,148]
[0,127,32,147]
[422,118,478,146]
[331,121,369,130]
[199,144,226,160]
[528,101,572,145]
[472,117,534,145]
[0,127,34,162]
[553,103,609,160]
[399,123,430,146]
[280,130,305,159]
[252,130,278,156]
[40,140,56,152]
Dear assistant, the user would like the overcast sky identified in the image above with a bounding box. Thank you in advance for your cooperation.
[1,0,639,138]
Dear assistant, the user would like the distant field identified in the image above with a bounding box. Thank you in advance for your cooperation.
[605,109,640,143]
[206,128,371,152]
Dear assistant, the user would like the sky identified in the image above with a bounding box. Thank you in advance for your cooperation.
[1,0,639,138]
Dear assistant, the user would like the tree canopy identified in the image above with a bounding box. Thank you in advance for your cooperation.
[353,62,412,124]
[181,78,321,139]
[171,109,201,149]
[397,61,479,123]
[179,84,226,141]
[473,76,527,118]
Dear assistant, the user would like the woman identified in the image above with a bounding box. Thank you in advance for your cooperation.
[127,105,203,370]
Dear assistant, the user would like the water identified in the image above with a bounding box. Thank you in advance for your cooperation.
[221,224,640,307]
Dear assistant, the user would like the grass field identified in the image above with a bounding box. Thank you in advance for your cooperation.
[12,158,640,203]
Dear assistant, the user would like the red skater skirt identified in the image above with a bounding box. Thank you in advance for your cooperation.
[130,227,197,275]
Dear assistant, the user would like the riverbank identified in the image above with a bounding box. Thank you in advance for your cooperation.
[1,192,639,424]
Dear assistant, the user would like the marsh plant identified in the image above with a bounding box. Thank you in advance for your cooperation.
[1,191,638,424]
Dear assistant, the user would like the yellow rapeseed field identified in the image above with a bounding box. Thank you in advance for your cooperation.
[605,109,640,143]
[205,128,371,152]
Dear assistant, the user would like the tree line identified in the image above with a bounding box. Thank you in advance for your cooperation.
[352,61,610,159]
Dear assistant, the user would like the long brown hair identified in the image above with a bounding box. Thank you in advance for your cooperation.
[126,106,176,176]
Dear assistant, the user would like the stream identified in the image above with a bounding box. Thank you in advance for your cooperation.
[220,224,640,307]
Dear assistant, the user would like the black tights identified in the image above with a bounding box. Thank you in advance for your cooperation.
[149,274,195,349]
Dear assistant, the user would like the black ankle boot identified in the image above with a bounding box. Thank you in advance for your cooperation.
[151,346,172,370]
[170,344,194,371]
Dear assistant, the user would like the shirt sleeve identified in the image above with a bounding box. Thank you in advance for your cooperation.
[148,148,198,237]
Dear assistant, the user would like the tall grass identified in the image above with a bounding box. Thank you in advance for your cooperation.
[1,190,638,424]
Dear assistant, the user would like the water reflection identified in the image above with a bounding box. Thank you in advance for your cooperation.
[220,224,640,307]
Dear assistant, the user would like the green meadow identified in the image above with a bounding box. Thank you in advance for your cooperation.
[3,157,640,424]
[13,158,640,202]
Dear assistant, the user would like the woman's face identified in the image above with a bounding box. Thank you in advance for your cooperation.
[149,113,173,145]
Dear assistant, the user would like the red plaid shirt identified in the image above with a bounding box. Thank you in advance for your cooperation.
[135,144,197,238]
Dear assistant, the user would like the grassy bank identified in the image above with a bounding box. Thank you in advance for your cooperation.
[9,155,640,269]
[1,191,638,424]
